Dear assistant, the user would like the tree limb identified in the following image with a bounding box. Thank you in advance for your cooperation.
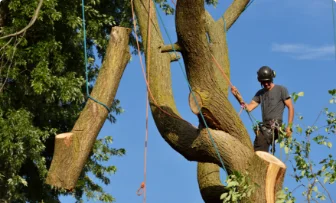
[176,0,252,148]
[160,43,183,52]
[46,26,131,190]
[0,0,44,40]
[220,0,250,31]
[197,163,227,203]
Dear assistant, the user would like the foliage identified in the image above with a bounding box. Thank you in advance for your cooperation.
[276,187,296,203]
[220,171,257,203]
[0,0,128,202]
[277,90,336,202]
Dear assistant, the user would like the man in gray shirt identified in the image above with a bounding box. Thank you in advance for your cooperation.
[232,66,294,153]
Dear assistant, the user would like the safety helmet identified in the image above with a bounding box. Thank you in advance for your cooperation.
[257,66,276,82]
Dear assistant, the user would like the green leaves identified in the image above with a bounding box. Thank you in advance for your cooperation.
[220,171,256,203]
[291,91,304,103]
[0,0,126,202]
[0,109,53,200]
[329,89,336,104]
[276,188,296,203]
[279,90,336,203]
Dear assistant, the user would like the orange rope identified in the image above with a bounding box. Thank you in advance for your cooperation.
[130,0,186,122]
[211,54,233,87]
[141,0,153,202]
[131,0,188,202]
[171,0,176,6]
[210,54,245,115]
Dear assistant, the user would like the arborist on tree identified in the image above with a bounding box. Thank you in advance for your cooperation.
[231,66,294,153]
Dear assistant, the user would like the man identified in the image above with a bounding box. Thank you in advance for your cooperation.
[231,66,294,153]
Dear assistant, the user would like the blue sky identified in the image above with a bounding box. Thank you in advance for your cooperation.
[62,0,336,202]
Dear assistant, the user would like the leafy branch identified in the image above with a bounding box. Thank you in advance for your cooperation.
[278,90,336,203]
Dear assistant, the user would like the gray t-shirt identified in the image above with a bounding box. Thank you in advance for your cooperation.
[252,85,290,122]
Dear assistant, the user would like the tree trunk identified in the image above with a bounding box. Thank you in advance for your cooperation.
[46,26,131,190]
[133,0,287,202]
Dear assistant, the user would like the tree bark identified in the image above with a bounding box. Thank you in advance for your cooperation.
[223,0,251,31]
[173,0,287,202]
[45,26,131,190]
[197,163,227,203]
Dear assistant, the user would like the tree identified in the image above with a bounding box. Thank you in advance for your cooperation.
[47,0,287,202]
[0,0,129,202]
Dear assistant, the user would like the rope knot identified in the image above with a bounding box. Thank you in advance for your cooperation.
[136,182,145,196]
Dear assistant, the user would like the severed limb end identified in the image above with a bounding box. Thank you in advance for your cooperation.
[56,132,73,147]
[256,151,286,203]
[169,52,181,62]
[188,91,203,115]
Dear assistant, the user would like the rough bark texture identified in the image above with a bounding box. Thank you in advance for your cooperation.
[176,0,252,148]
[46,26,131,190]
[197,163,227,203]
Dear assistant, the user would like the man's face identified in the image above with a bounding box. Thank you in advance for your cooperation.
[261,81,272,90]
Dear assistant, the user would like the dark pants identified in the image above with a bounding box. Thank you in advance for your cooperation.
[253,120,282,153]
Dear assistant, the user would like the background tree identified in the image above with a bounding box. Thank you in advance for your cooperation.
[0,0,130,202]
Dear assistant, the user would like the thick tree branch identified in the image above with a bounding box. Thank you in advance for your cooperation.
[46,26,131,190]
[160,43,182,52]
[198,163,227,203]
[134,0,252,172]
[0,0,44,39]
[176,0,252,148]
[220,0,250,31]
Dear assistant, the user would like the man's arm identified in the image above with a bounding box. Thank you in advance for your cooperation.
[231,86,259,112]
[284,98,294,136]
[244,100,259,112]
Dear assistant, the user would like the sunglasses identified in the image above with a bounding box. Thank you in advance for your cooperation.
[261,81,271,85]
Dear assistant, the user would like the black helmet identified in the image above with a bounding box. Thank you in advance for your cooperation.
[257,66,275,82]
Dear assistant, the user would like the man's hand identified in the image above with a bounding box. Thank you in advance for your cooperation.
[285,127,292,137]
[231,86,238,95]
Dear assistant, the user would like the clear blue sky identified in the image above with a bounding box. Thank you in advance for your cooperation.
[62,0,336,202]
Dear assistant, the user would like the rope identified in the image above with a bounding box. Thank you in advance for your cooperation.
[153,1,228,176]
[221,16,260,126]
[131,0,154,201]
[131,0,191,200]
[332,0,336,61]
[81,0,111,112]
[244,0,255,11]
[141,0,153,201]
[130,0,185,122]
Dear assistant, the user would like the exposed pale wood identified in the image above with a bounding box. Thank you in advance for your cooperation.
[169,52,181,61]
[189,91,203,114]
[46,26,131,190]
[256,151,287,203]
